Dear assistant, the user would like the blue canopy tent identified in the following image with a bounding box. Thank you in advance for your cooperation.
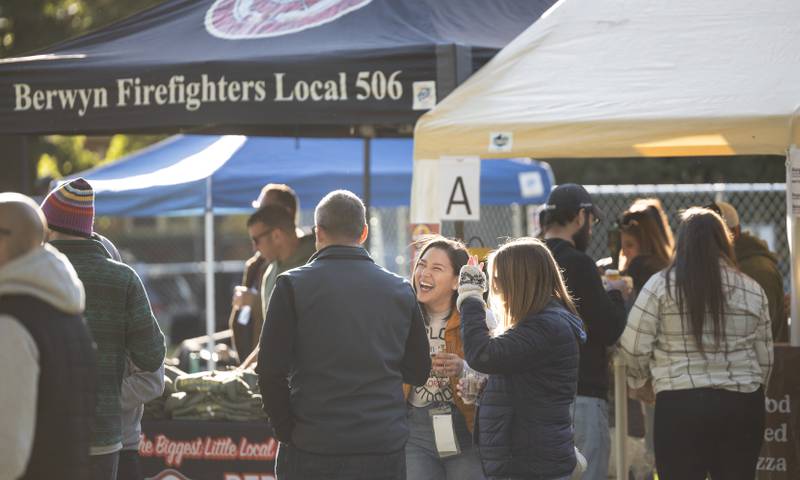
[68,134,553,349]
[73,134,553,215]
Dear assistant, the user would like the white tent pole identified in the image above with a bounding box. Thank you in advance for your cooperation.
[787,146,800,346]
[205,176,217,369]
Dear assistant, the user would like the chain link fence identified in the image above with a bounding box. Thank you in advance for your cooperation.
[98,183,787,344]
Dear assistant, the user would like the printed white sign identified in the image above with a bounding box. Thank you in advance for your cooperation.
[413,81,437,110]
[488,131,513,153]
[438,157,480,221]
[518,171,544,198]
[790,146,800,216]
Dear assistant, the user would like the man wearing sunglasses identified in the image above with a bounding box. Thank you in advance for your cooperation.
[231,183,310,363]
[542,183,629,480]
[237,202,316,369]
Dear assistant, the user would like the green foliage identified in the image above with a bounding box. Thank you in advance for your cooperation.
[105,134,168,163]
[0,1,166,183]
[0,0,163,58]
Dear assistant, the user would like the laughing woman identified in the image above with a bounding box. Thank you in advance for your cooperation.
[406,236,486,480]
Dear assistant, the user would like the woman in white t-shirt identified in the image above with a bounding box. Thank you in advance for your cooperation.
[405,235,487,480]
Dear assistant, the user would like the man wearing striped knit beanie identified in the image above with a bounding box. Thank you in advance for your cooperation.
[42,178,166,480]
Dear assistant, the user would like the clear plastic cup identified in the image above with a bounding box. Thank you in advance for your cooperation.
[460,369,486,405]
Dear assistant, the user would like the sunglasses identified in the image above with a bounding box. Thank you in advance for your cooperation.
[250,227,274,244]
[0,227,10,235]
[704,202,723,216]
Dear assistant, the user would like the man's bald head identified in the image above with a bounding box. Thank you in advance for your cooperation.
[0,193,47,267]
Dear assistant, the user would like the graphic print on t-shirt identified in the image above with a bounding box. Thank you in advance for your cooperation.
[410,317,453,407]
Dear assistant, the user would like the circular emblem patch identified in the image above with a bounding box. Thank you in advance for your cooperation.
[205,0,373,39]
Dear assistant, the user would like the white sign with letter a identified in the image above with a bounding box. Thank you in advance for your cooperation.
[438,156,480,221]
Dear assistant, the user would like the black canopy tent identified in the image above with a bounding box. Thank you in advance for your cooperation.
[0,0,554,136]
[0,0,554,366]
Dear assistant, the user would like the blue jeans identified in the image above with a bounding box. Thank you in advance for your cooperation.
[572,395,610,480]
[275,443,405,480]
[405,404,485,480]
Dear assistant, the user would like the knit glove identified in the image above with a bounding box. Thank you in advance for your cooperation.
[457,264,487,312]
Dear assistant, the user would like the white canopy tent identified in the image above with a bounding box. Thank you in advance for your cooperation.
[411,0,800,476]
[411,0,800,340]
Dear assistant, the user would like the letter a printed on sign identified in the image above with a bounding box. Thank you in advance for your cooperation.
[438,157,480,221]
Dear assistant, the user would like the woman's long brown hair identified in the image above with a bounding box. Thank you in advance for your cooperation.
[665,207,736,353]
[489,237,577,329]
[619,198,674,271]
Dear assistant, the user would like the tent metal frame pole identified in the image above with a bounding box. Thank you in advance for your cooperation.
[435,45,472,244]
[363,136,372,250]
[787,146,800,346]
[205,176,217,370]
[613,355,629,480]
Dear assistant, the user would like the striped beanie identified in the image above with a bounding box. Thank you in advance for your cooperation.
[41,178,95,238]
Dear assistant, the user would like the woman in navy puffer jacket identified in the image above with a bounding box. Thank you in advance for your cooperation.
[457,238,586,480]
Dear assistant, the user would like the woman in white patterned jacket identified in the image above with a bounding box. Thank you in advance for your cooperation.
[620,206,773,480]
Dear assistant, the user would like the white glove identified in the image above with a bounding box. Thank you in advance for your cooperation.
[457,264,487,311]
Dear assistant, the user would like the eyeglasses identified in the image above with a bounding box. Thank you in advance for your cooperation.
[250,228,274,244]
[619,211,646,228]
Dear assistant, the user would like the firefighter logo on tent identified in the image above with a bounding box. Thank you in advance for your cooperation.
[206,0,373,39]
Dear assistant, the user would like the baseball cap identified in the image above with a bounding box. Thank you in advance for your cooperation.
[544,183,602,219]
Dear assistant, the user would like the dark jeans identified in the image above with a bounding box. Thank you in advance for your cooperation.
[276,443,406,480]
[654,387,765,480]
[117,449,143,480]
[90,451,120,480]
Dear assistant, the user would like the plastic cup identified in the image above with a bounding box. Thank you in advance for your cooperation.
[460,370,485,405]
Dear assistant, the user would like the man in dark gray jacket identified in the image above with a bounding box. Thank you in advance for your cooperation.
[256,189,430,480]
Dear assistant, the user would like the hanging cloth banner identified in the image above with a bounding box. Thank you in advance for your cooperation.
[756,345,800,479]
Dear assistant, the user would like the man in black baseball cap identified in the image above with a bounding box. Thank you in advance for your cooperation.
[542,183,627,480]
[542,183,602,252]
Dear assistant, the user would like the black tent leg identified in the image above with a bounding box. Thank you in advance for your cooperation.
[363,136,372,251]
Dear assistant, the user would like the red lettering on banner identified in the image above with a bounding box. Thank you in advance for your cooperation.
[203,436,239,460]
[238,437,279,461]
[154,435,204,467]
[139,435,155,456]
[224,473,276,480]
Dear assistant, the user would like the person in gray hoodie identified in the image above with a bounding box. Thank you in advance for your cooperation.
[0,193,96,480]
[119,360,165,480]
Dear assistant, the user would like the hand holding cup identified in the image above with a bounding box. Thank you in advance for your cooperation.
[457,370,488,405]
[432,352,464,377]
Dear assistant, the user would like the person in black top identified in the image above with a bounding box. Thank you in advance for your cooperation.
[256,189,430,480]
[619,199,674,296]
[617,199,675,477]
[542,183,629,480]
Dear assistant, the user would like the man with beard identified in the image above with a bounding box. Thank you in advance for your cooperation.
[542,183,628,480]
